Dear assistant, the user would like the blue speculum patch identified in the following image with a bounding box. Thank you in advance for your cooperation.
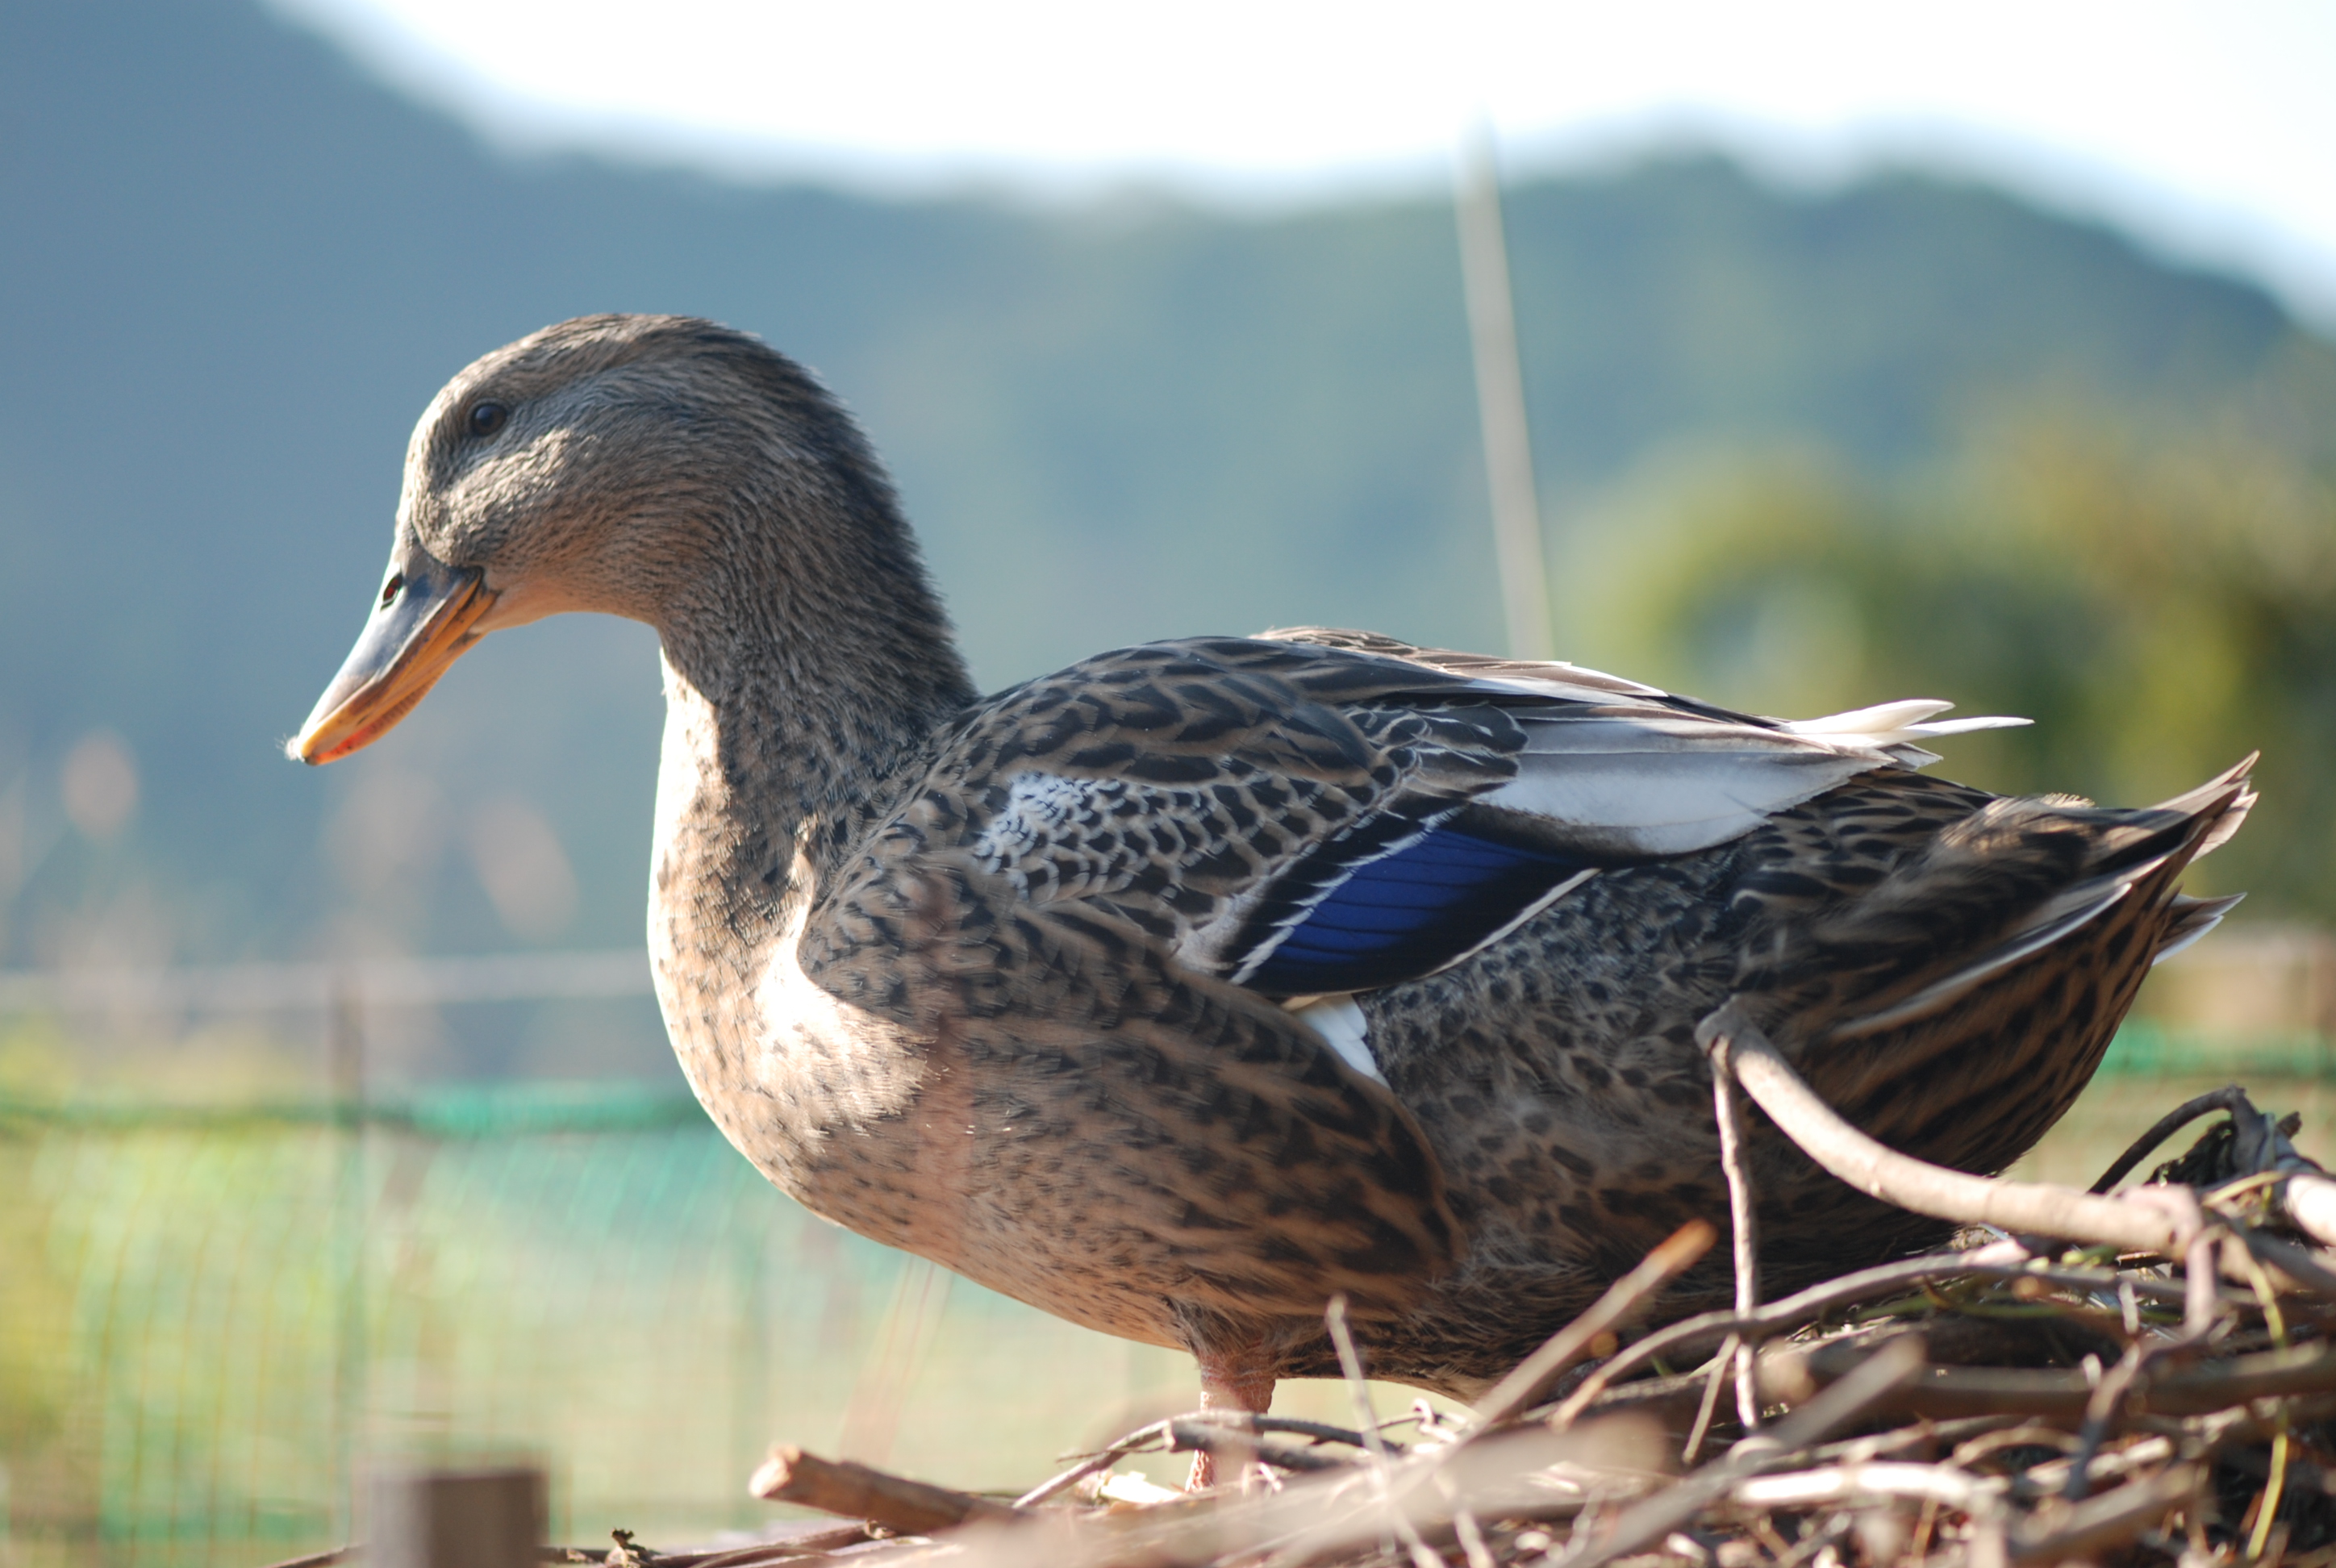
[1242,826,1591,996]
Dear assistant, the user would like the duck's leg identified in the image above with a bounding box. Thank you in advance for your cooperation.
[1187,1344,1276,1491]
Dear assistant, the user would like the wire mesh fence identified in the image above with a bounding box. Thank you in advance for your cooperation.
[0,959,1213,1568]
[0,959,2330,1568]
[2,1081,1218,1568]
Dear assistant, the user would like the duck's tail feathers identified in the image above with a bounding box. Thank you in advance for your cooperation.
[2148,753,2259,862]
[1829,857,2156,1040]
[1826,756,2255,1040]
[2065,753,2257,882]
[2155,892,2247,965]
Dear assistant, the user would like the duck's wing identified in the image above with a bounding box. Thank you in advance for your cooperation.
[918,633,2024,1003]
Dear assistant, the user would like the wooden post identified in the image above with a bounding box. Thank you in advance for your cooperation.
[369,1468,545,1568]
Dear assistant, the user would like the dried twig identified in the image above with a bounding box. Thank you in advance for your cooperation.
[1469,1217,1715,1430]
[1166,1420,1354,1474]
[1792,1337,2336,1422]
[2009,1462,2204,1563]
[2091,1086,2260,1193]
[1708,1031,1762,1431]
[1325,1294,1441,1568]
[1696,1000,2203,1256]
[1554,1336,1929,1568]
[1013,1423,1175,1509]
[1729,1459,1997,1511]
[1550,1247,2183,1426]
[662,1530,876,1568]
[1680,1332,1741,1465]
[746,1445,1016,1535]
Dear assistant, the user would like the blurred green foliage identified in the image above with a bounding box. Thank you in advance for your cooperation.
[1569,373,2336,920]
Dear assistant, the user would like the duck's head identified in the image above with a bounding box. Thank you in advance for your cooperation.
[290,313,920,765]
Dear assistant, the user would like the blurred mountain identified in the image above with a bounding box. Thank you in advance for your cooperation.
[2,0,2330,1012]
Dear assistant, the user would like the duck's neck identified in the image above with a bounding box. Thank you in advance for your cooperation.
[644,484,977,1070]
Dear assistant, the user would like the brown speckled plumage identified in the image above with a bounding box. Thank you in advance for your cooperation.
[298,314,2255,1412]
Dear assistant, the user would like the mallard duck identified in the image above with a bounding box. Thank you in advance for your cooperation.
[291,314,2252,1437]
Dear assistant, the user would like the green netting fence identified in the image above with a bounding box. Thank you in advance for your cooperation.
[0,1081,1203,1568]
[2,1021,2330,1568]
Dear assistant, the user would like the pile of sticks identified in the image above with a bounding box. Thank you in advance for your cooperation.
[596,1011,2336,1567]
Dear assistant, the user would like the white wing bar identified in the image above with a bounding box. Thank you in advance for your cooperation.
[1474,695,2029,859]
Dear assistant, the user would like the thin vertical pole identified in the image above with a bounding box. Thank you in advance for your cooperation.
[329,978,367,1545]
[731,1213,770,1529]
[1454,122,1555,662]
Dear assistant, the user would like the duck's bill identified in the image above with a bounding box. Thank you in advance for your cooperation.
[291,555,495,765]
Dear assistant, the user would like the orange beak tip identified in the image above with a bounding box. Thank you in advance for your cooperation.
[292,565,494,767]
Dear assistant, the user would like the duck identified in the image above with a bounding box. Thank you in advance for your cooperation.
[290,313,2253,1445]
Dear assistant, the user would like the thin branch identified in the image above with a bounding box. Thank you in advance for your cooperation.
[1326,1295,1441,1568]
[1708,1032,1762,1430]
[2009,1462,2203,1564]
[1470,1217,1715,1430]
[1550,1249,2193,1427]
[1680,1335,1737,1465]
[2245,1230,2336,1296]
[661,1532,876,1568]
[1796,1338,2336,1423]
[1012,1420,1171,1508]
[2062,1345,2148,1502]
[1187,1411,1403,1453]
[1697,1000,2196,1254]
[1166,1420,1354,1474]
[1730,1460,1996,1511]
[255,1550,355,1568]
[1552,1337,1928,1568]
[1012,1410,1398,1510]
[2088,1087,2255,1192]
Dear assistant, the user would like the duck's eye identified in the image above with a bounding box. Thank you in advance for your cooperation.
[466,402,509,438]
[379,573,404,609]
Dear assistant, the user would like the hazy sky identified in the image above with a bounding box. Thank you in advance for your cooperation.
[271,0,2336,324]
